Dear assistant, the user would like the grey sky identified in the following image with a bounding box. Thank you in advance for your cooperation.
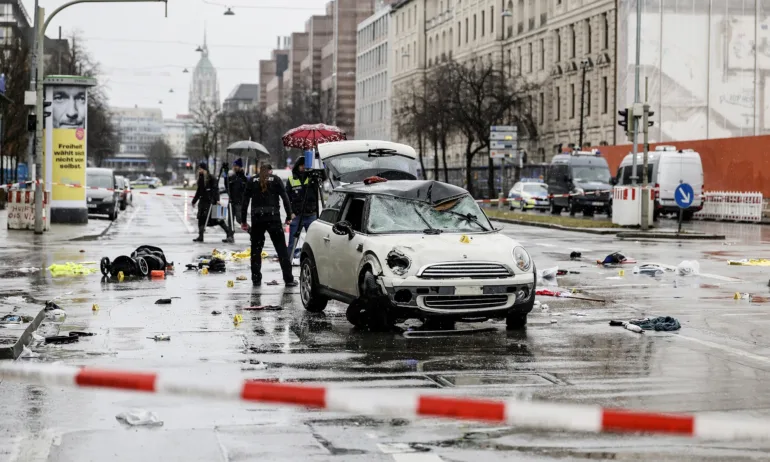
[22,0,329,118]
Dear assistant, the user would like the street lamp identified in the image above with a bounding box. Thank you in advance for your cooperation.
[183,68,189,73]
[578,59,591,149]
[224,7,234,15]
[169,88,174,93]
[195,45,203,52]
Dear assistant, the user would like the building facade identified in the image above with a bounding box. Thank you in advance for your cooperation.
[223,83,259,112]
[106,106,164,173]
[355,2,392,141]
[188,31,221,114]
[162,115,198,164]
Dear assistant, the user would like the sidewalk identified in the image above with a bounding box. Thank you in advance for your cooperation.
[0,210,114,244]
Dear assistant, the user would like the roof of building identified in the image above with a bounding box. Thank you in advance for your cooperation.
[225,83,259,101]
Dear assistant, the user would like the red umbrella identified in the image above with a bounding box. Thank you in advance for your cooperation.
[281,124,347,151]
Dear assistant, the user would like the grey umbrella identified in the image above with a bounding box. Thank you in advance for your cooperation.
[226,140,270,158]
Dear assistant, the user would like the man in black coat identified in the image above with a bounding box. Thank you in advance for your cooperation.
[191,162,234,243]
[240,164,296,286]
[227,158,248,226]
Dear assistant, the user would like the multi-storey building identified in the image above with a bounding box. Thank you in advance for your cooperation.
[355,2,393,141]
[261,43,289,115]
[162,115,198,166]
[106,106,163,173]
[223,84,259,113]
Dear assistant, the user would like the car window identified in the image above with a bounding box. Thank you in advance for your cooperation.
[341,197,366,232]
[522,183,547,194]
[88,173,113,189]
[367,195,492,234]
[319,192,346,223]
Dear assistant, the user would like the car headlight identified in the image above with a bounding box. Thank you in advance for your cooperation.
[513,246,531,272]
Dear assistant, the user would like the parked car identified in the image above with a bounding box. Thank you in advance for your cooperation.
[299,140,536,331]
[615,145,704,221]
[149,177,162,189]
[87,167,120,221]
[508,179,549,212]
[116,176,132,210]
[547,150,612,217]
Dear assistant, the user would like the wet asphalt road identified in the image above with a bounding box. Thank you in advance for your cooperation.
[2,188,770,461]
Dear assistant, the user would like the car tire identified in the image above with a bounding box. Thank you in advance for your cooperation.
[583,207,594,217]
[360,269,393,331]
[520,200,527,212]
[300,256,328,313]
[506,313,527,330]
[345,300,365,327]
[569,199,577,217]
[109,206,118,221]
[550,201,562,215]
[120,201,127,211]
[653,209,660,221]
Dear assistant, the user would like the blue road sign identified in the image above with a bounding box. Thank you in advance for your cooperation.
[675,183,694,208]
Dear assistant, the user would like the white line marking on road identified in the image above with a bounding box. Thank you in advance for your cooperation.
[676,334,770,366]
[123,204,142,232]
[391,454,444,462]
[165,196,195,234]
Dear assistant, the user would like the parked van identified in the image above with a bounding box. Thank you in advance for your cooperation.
[86,167,120,221]
[546,150,612,216]
[615,146,703,220]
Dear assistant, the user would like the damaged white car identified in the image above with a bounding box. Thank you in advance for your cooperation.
[299,141,536,330]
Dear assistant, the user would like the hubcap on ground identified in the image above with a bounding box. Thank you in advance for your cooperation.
[300,263,312,305]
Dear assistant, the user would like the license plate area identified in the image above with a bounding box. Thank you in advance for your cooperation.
[455,286,483,296]
[592,202,604,206]
[88,204,96,209]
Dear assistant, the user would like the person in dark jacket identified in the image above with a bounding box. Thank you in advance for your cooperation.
[227,158,248,226]
[192,162,234,243]
[286,156,319,258]
[240,164,296,286]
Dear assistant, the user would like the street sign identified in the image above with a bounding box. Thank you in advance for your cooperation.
[675,183,694,208]
[489,132,516,141]
[490,140,518,150]
[490,150,518,159]
[490,125,518,132]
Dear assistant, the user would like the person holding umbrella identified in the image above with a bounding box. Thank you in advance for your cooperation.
[228,158,248,226]
[192,162,235,243]
[240,163,296,287]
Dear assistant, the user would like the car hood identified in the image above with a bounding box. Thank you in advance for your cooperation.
[575,181,611,192]
[87,189,113,200]
[364,232,529,277]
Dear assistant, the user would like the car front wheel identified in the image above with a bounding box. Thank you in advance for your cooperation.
[300,256,328,312]
[506,313,527,330]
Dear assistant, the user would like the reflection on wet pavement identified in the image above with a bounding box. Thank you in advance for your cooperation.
[2,190,770,460]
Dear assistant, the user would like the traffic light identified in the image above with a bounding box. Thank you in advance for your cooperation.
[27,114,36,132]
[618,107,634,139]
[643,104,654,131]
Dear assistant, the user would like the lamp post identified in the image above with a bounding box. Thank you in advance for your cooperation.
[578,59,589,149]
[32,0,167,233]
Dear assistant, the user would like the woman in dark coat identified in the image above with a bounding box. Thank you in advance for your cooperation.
[191,162,234,243]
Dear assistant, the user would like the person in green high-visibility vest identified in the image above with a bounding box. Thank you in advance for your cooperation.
[286,156,318,258]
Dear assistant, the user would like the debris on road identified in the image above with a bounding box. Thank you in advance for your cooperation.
[243,305,283,311]
[535,288,605,302]
[92,303,99,311]
[0,314,33,324]
[570,251,582,260]
[48,263,97,277]
[154,298,172,305]
[227,280,234,288]
[233,314,243,325]
[211,310,222,315]
[728,259,770,266]
[115,409,164,427]
[68,331,96,337]
[45,309,66,322]
[150,270,165,279]
[597,252,637,266]
[18,346,40,358]
[677,260,700,276]
[538,266,558,280]
[148,334,170,341]
[629,316,682,331]
[609,320,644,334]
[236,275,247,281]
[45,335,79,345]
[266,280,279,286]
[633,264,665,277]
[212,248,251,261]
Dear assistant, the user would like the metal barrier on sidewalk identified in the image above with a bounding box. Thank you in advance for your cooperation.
[6,190,50,231]
[694,192,763,223]
[2,362,770,440]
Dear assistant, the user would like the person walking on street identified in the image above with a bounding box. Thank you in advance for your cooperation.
[286,156,318,258]
[192,162,235,243]
[228,158,248,227]
[240,164,296,287]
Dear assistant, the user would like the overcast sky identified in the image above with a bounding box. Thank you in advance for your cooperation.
[22,0,330,118]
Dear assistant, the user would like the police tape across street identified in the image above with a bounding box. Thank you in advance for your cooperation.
[1,362,769,441]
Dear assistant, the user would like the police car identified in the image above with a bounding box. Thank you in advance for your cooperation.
[507,178,549,212]
[298,140,537,331]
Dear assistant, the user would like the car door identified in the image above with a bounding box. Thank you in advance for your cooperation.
[509,182,521,201]
[312,192,346,288]
[327,195,368,297]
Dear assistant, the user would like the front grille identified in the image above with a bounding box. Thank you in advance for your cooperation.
[423,295,509,310]
[419,262,512,279]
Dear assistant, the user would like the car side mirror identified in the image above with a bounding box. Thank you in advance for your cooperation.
[611,177,617,185]
[332,220,355,240]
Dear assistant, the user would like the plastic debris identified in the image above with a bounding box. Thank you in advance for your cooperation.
[570,251,582,260]
[734,292,750,300]
[211,310,222,315]
[45,309,66,322]
[48,263,97,277]
[18,346,40,358]
[633,264,665,277]
[629,316,682,331]
[92,303,99,311]
[609,320,644,334]
[0,314,30,324]
[69,331,96,337]
[550,319,558,324]
[154,298,172,305]
[233,314,243,325]
[200,267,209,275]
[148,334,170,341]
[117,271,125,282]
[236,275,247,281]
[150,270,165,279]
[227,280,234,288]
[727,259,770,266]
[538,267,558,280]
[115,409,163,427]
[618,269,625,277]
[45,335,79,345]
[266,280,279,286]
[677,260,700,276]
[212,248,251,261]
[243,305,283,311]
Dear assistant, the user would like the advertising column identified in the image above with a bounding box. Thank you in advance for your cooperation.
[43,76,96,224]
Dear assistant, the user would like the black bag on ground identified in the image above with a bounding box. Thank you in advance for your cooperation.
[208,257,226,273]
[132,245,169,272]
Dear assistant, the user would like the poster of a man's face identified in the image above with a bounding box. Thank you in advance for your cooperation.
[51,86,86,129]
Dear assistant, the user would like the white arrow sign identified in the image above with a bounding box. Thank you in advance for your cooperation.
[678,189,691,204]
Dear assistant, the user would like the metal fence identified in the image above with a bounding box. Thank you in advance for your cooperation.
[694,192,763,223]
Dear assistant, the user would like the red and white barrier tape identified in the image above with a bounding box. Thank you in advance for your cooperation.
[0,180,38,191]
[1,362,768,440]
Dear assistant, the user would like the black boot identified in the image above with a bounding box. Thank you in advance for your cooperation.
[193,227,204,243]
[222,234,234,244]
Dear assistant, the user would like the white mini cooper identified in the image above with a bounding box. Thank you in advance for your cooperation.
[298,141,537,330]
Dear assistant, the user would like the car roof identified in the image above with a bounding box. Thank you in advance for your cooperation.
[551,154,608,166]
[87,167,113,174]
[317,140,417,161]
[336,180,468,205]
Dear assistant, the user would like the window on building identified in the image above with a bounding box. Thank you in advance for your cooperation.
[603,13,609,49]
[481,11,485,37]
[570,83,575,118]
[555,87,561,120]
[585,19,592,54]
[473,14,477,40]
[540,38,545,69]
[570,25,575,58]
[555,30,561,62]
[586,80,592,116]
[490,6,494,33]
[457,21,461,46]
[528,43,533,72]
[602,76,608,114]
[539,92,544,124]
[507,49,512,75]
[517,46,522,74]
[466,18,469,43]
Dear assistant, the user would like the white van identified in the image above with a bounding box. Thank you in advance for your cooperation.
[615,146,703,220]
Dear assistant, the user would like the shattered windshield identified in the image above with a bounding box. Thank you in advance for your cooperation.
[324,152,419,185]
[367,195,493,233]
[571,166,611,184]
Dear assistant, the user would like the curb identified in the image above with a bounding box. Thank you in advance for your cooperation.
[3,362,770,440]
[491,217,620,235]
[0,307,46,360]
[617,232,726,240]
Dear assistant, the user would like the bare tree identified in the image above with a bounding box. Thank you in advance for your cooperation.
[0,37,30,185]
[393,80,429,177]
[146,138,174,182]
[191,102,222,172]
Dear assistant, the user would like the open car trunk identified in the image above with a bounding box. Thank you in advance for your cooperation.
[318,140,421,189]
